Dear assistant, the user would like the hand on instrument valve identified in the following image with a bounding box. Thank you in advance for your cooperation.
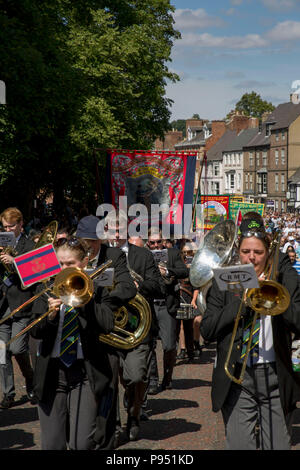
[0,253,14,265]
[47,296,62,321]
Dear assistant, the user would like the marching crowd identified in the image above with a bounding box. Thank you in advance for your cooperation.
[0,205,300,450]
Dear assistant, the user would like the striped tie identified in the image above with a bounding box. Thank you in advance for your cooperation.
[59,305,79,367]
[241,312,260,363]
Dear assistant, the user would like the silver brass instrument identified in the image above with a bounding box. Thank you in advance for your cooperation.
[224,229,290,385]
[189,220,236,313]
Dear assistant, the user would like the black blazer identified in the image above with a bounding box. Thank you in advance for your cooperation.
[30,285,114,402]
[96,244,137,311]
[0,233,35,318]
[200,252,300,415]
[128,243,165,301]
[165,247,189,316]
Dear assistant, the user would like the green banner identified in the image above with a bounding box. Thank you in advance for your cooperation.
[229,201,265,220]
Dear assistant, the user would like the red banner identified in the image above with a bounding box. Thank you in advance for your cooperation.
[14,244,61,288]
[105,150,197,226]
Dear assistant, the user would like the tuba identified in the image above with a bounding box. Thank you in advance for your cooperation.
[189,219,237,314]
[224,229,290,385]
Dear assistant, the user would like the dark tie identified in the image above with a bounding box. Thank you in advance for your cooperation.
[241,311,260,364]
[59,305,79,367]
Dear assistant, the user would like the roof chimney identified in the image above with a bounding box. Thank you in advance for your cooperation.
[290,93,300,105]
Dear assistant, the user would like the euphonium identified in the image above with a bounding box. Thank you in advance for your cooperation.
[99,266,152,350]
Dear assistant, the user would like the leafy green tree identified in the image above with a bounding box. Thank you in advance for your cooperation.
[0,0,180,218]
[234,91,275,119]
[169,119,186,137]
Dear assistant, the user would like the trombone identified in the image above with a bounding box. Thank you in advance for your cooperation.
[224,230,290,385]
[3,260,113,348]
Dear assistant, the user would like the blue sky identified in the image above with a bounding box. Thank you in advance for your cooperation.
[167,0,300,121]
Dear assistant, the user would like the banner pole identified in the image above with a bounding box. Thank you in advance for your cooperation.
[191,151,207,232]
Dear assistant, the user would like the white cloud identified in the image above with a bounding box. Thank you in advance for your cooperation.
[173,8,224,30]
[266,21,300,41]
[261,0,299,11]
[178,32,268,49]
[166,78,290,121]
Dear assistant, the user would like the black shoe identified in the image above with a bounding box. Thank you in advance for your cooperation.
[161,379,172,391]
[140,409,149,421]
[177,348,186,359]
[0,395,15,409]
[193,342,203,357]
[25,378,37,404]
[127,417,140,441]
[187,356,194,363]
[148,383,159,395]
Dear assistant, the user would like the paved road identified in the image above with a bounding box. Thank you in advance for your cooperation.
[1,341,300,451]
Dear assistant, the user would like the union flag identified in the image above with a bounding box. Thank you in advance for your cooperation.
[13,243,61,288]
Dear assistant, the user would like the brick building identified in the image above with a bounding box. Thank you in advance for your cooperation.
[243,93,300,212]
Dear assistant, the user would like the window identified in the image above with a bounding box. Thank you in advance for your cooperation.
[214,164,219,176]
[275,174,279,192]
[266,124,271,136]
[262,174,267,193]
[256,152,260,166]
[214,182,220,195]
[249,152,254,167]
[230,174,234,190]
[276,130,279,141]
[250,173,253,190]
[237,173,241,190]
[281,148,285,165]
[281,173,285,192]
[257,174,266,194]
[262,151,267,167]
[282,131,285,140]
[275,150,279,165]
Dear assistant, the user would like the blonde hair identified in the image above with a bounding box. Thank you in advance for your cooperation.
[1,207,23,224]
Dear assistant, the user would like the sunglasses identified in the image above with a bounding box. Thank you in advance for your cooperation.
[241,231,266,239]
[55,236,84,249]
[148,240,162,245]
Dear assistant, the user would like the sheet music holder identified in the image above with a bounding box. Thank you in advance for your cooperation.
[213,263,259,292]
[152,249,168,264]
[0,232,16,247]
[85,267,115,287]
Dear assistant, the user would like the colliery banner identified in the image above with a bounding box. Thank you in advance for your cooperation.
[104,150,197,229]
[196,195,230,231]
[230,201,265,220]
